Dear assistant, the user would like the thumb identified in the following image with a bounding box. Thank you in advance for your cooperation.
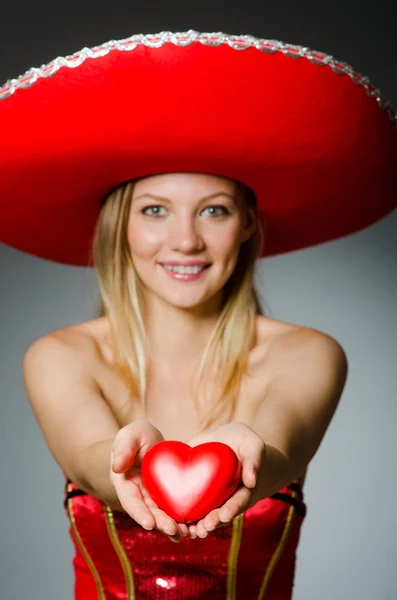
[239,431,266,489]
[112,446,136,474]
[240,453,260,489]
[112,420,164,473]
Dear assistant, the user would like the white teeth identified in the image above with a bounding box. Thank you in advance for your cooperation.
[163,265,206,274]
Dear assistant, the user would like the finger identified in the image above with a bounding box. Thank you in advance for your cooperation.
[140,485,182,536]
[241,459,258,489]
[152,525,182,543]
[188,524,197,538]
[111,450,128,474]
[202,508,223,532]
[176,522,189,537]
[218,487,252,523]
[239,435,266,488]
[151,505,179,536]
[194,520,209,538]
[112,421,163,473]
[111,431,140,473]
[113,476,156,530]
[241,459,255,489]
[139,486,188,538]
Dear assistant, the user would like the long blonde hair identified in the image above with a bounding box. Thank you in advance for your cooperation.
[91,175,267,431]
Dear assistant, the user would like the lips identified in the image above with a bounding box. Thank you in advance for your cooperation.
[160,263,211,280]
[162,265,211,271]
[159,263,211,267]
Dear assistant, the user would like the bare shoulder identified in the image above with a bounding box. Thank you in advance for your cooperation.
[254,314,310,356]
[24,317,107,373]
[22,319,121,489]
[255,314,302,341]
[257,314,345,348]
[256,315,348,379]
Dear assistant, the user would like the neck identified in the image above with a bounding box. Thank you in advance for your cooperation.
[143,294,223,373]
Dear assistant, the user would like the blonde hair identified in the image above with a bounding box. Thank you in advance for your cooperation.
[91,175,267,431]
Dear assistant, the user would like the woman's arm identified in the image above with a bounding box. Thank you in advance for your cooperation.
[77,438,125,510]
[186,328,348,536]
[22,334,123,510]
[250,327,349,500]
[23,337,189,540]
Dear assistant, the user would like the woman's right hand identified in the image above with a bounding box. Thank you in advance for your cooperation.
[110,419,189,542]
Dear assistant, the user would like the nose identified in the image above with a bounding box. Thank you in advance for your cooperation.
[168,215,205,252]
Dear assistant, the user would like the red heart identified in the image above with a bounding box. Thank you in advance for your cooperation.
[141,441,242,523]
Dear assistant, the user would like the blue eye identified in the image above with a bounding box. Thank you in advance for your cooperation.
[141,205,230,217]
[203,206,230,216]
[141,205,166,217]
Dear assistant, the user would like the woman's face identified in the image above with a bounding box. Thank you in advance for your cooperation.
[127,172,255,310]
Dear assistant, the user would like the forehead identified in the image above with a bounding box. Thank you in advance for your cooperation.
[132,172,238,199]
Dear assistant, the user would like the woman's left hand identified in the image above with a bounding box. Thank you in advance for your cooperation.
[186,422,266,539]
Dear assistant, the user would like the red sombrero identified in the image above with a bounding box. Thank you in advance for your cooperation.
[0,29,396,267]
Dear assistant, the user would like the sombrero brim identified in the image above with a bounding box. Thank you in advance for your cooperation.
[1,30,396,266]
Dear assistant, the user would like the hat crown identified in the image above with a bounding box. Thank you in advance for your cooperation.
[1,29,396,127]
[1,29,396,265]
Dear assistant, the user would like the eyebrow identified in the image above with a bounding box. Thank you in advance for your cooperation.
[133,191,237,203]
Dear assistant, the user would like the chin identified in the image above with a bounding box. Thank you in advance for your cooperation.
[161,295,210,309]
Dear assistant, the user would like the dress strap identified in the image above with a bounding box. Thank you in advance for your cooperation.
[286,481,304,501]
[63,477,88,510]
[269,480,306,518]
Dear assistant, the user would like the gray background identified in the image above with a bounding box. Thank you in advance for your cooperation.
[1,1,396,598]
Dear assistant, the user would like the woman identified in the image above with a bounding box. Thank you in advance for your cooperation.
[23,169,338,598]
[2,30,396,600]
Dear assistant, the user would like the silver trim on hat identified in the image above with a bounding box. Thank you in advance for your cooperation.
[1,29,395,127]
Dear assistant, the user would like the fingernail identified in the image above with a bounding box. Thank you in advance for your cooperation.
[141,516,153,528]
[111,453,118,471]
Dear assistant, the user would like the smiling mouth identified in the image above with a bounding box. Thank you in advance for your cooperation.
[161,264,211,273]
[159,263,212,268]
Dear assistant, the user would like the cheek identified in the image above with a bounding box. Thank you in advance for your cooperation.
[127,224,163,256]
[210,228,242,257]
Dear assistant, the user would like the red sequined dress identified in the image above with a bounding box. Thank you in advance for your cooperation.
[64,475,306,599]
[64,480,306,600]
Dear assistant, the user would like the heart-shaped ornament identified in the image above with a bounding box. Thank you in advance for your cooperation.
[141,441,242,523]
